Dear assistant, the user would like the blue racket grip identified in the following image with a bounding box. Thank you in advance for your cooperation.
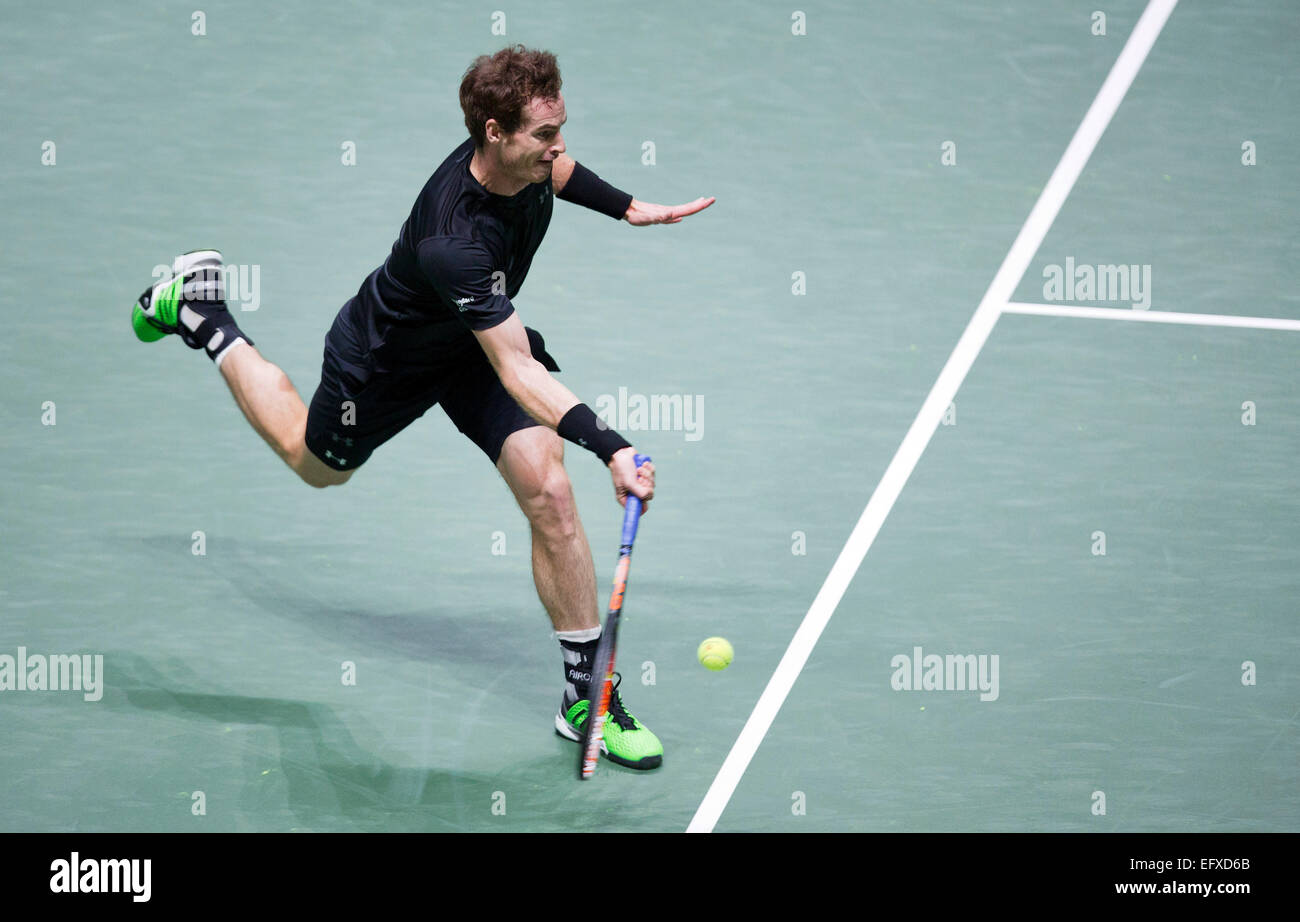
[620,453,651,546]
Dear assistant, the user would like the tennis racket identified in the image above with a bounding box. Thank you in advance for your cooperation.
[578,452,651,780]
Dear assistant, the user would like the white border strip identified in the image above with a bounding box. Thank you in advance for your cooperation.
[686,0,1180,833]
[1004,301,1300,332]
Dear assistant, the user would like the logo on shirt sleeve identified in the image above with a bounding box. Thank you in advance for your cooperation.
[454,296,475,310]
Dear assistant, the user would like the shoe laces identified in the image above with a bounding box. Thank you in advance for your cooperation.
[604,672,637,731]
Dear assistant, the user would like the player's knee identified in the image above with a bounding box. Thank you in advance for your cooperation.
[302,468,352,489]
[525,467,577,537]
[295,447,354,488]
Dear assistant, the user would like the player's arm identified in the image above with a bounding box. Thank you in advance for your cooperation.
[551,153,578,196]
[474,314,653,507]
[552,152,715,224]
[473,312,581,430]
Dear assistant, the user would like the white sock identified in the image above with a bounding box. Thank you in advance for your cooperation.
[555,626,601,643]
[212,336,248,370]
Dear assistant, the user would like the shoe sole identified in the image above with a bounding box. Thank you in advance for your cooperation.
[554,714,663,771]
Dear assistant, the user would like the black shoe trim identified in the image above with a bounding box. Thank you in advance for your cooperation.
[604,751,663,771]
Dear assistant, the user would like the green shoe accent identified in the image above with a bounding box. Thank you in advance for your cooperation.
[131,303,167,342]
[131,274,185,342]
[558,675,663,770]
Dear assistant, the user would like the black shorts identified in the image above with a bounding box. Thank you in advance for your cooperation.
[304,302,560,471]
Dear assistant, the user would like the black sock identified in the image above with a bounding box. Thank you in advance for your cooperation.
[176,266,252,364]
[558,631,601,710]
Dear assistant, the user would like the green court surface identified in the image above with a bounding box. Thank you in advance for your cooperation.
[1,0,1295,832]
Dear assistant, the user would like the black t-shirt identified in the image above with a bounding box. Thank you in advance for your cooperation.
[346,137,553,372]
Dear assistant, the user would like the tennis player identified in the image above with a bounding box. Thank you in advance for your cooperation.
[130,45,714,771]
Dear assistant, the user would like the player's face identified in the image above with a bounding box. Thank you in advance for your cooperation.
[506,95,567,184]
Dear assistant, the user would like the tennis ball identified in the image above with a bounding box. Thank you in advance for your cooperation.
[697,636,733,671]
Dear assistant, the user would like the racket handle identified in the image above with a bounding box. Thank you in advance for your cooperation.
[621,453,651,545]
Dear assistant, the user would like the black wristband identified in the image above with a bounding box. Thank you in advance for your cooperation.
[557,403,631,464]
[556,161,634,221]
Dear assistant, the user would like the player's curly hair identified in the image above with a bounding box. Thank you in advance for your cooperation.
[460,45,562,149]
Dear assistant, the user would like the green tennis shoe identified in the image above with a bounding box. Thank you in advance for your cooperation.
[131,250,252,361]
[555,673,663,770]
[132,250,224,341]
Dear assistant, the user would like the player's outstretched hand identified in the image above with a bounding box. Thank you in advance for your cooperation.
[609,447,655,511]
[623,196,715,226]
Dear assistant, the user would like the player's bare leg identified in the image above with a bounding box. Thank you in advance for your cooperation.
[218,343,352,489]
[496,426,597,632]
[131,250,350,489]
[496,424,662,769]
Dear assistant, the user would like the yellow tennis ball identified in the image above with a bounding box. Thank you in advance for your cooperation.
[697,636,733,671]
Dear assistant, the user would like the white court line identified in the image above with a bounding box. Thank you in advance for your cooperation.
[686,0,1180,833]
[1005,301,1300,332]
